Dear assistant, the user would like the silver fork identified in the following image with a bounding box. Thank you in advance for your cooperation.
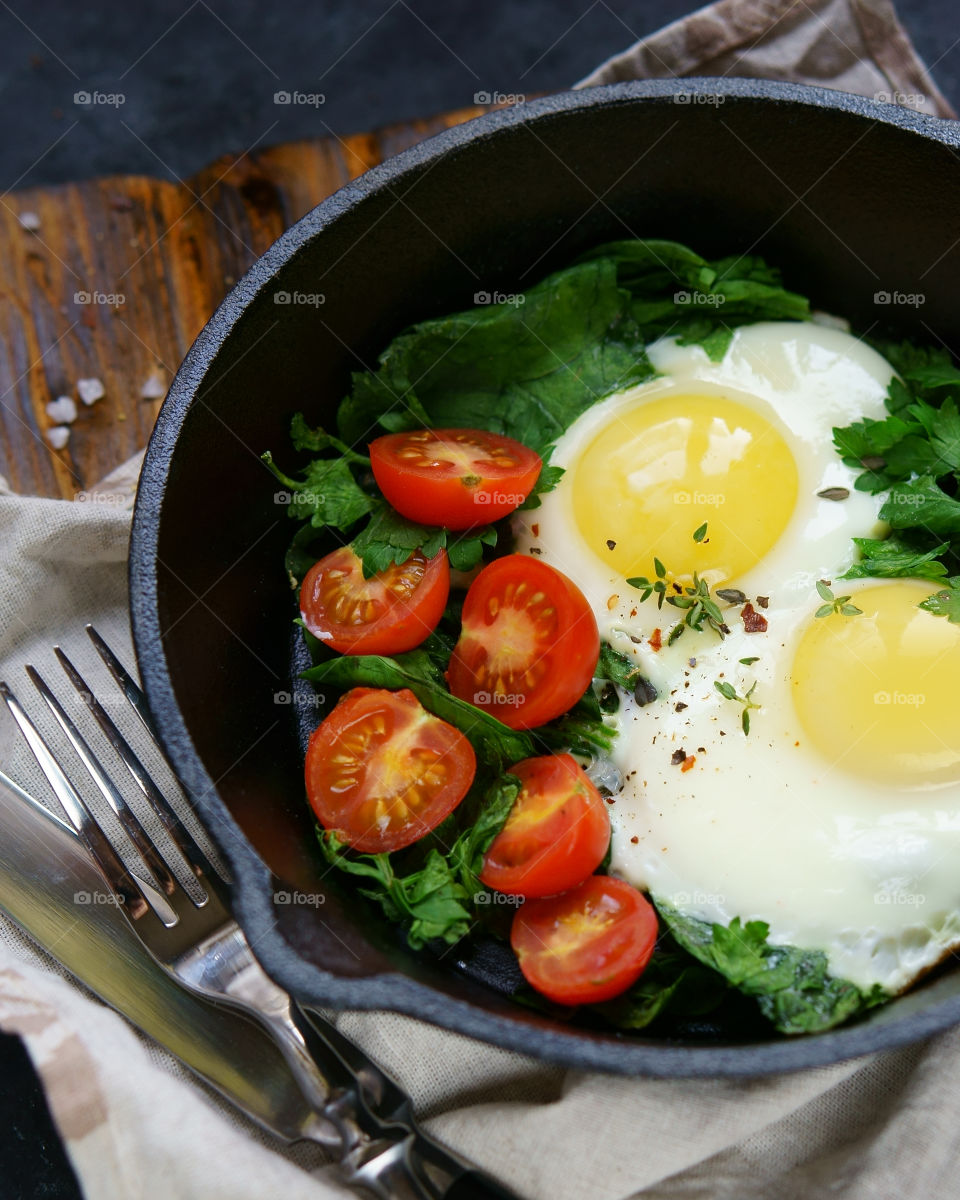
[1,627,515,1200]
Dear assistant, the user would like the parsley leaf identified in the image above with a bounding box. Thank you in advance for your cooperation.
[879,475,960,536]
[919,586,960,622]
[316,774,521,950]
[841,536,950,582]
[656,901,887,1035]
[262,450,378,529]
[319,835,474,950]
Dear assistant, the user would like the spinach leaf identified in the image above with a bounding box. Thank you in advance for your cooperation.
[595,945,728,1030]
[302,650,535,771]
[337,259,654,455]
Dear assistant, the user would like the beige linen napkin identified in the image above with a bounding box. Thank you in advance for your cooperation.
[3,2,960,1197]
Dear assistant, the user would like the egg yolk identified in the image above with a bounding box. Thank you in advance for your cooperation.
[792,580,960,788]
[570,393,798,584]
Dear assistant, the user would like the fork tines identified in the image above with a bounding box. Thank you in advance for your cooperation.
[1,629,229,931]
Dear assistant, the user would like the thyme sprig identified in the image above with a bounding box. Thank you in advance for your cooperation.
[814,579,862,619]
[714,679,761,735]
[627,557,730,643]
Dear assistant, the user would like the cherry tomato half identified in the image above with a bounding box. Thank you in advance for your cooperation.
[446,554,600,730]
[369,428,541,530]
[300,546,449,656]
[306,687,476,853]
[480,754,610,898]
[510,876,658,1005]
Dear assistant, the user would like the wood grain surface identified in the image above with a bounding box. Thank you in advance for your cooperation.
[0,105,482,499]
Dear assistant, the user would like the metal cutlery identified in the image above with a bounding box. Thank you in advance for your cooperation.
[1,627,516,1200]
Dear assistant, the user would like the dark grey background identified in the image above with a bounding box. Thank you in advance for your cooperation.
[0,0,956,192]
[0,1,956,1198]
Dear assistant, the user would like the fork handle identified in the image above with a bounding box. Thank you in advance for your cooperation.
[264,1001,518,1199]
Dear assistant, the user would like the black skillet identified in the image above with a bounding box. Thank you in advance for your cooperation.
[130,77,960,1076]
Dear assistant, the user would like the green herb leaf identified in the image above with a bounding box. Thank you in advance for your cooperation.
[656,901,887,1035]
[337,259,654,455]
[594,643,642,689]
[302,651,534,771]
[841,536,950,582]
[693,522,708,542]
[880,475,960,536]
[919,586,960,623]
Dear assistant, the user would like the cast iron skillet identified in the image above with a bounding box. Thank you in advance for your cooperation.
[130,77,960,1076]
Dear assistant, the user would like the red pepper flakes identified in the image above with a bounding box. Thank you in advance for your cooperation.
[649,627,662,651]
[630,835,639,844]
[531,524,539,536]
[680,755,696,773]
[741,602,768,633]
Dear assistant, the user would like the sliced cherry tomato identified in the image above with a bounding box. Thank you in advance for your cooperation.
[306,687,476,853]
[369,428,541,529]
[480,754,610,898]
[446,554,600,730]
[510,876,658,1005]
[300,546,449,656]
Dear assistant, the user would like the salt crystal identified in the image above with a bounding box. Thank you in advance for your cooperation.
[141,373,166,400]
[47,426,70,450]
[77,377,105,405]
[18,212,40,232]
[46,395,77,424]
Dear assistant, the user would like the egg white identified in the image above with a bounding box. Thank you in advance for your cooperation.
[513,321,960,993]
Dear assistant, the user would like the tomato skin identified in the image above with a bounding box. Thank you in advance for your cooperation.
[480,754,610,898]
[306,687,476,853]
[446,555,600,730]
[510,876,658,1005]
[300,546,449,656]
[369,428,542,529]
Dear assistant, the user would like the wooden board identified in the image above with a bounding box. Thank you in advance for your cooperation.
[0,105,483,499]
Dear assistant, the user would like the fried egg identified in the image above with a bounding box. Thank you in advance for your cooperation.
[513,321,960,994]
